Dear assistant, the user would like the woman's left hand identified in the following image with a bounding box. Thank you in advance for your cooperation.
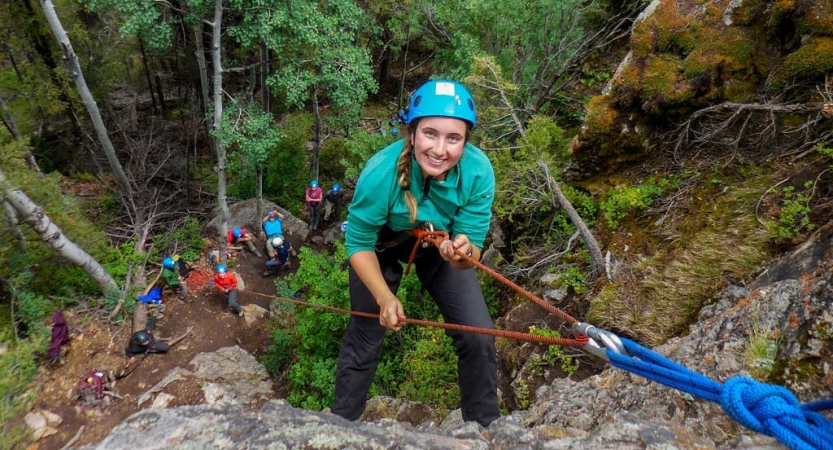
[439,234,475,265]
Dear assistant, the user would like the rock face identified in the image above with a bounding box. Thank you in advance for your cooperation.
[85,224,833,449]
[569,0,833,177]
[208,198,308,243]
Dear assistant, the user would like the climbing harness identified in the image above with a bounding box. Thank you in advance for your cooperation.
[246,222,833,449]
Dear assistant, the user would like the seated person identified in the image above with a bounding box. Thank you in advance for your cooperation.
[262,236,297,276]
[214,264,243,316]
[125,316,169,367]
[160,256,189,301]
[262,210,286,258]
[228,227,261,257]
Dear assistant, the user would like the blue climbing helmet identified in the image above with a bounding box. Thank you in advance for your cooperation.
[340,221,348,233]
[332,183,341,191]
[232,227,242,238]
[405,79,476,128]
[310,180,318,188]
[163,257,176,269]
[216,264,227,274]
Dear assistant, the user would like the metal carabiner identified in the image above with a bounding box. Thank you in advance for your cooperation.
[420,222,435,248]
[572,322,628,362]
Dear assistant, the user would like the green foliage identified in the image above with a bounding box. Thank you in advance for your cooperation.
[742,320,780,380]
[818,143,833,164]
[0,333,40,450]
[600,178,667,228]
[261,328,294,377]
[263,113,314,215]
[286,355,337,410]
[490,116,596,271]
[527,326,579,375]
[218,101,285,200]
[397,327,460,410]
[340,130,399,181]
[238,0,378,129]
[765,182,815,241]
[553,266,588,295]
[154,218,205,262]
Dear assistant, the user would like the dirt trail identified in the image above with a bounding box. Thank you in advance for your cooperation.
[29,235,305,450]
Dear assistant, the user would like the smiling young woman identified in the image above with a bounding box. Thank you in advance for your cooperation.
[332,79,500,427]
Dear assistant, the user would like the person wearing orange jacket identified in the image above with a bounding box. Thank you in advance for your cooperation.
[213,264,242,316]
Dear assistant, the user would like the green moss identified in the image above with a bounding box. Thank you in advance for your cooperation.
[631,21,656,58]
[798,1,833,36]
[779,37,833,81]
[584,95,618,134]
[682,29,756,78]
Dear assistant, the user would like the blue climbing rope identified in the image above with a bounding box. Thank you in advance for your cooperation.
[604,338,833,450]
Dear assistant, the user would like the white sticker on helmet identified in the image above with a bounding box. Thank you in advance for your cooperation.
[435,82,455,96]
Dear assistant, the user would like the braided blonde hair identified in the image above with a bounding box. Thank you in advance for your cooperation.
[395,124,419,223]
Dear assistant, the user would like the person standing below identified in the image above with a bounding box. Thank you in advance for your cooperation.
[322,183,345,223]
[227,227,261,257]
[213,264,243,316]
[305,180,324,230]
[47,310,70,365]
[262,210,285,258]
[161,257,189,302]
[332,80,499,427]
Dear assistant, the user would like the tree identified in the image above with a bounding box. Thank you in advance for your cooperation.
[0,164,118,294]
[236,0,378,179]
[39,0,157,263]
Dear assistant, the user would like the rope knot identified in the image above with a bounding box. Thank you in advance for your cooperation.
[720,376,803,432]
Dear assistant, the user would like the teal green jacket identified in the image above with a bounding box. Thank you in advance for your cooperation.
[346,139,495,258]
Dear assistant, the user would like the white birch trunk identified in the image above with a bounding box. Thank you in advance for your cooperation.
[212,0,230,265]
[0,167,118,294]
[39,0,133,200]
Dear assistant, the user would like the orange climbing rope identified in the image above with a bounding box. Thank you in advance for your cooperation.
[247,224,590,349]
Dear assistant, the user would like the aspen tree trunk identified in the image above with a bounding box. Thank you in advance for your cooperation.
[41,0,153,264]
[194,23,219,160]
[312,88,321,181]
[257,42,270,221]
[0,166,118,294]
[40,0,133,201]
[211,0,230,265]
[540,161,605,280]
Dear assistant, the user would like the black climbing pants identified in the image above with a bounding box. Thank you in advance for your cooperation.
[332,238,499,427]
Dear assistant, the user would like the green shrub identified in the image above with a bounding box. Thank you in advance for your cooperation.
[0,334,40,450]
[528,326,579,375]
[766,182,815,241]
[398,327,460,410]
[600,178,667,228]
[261,329,294,377]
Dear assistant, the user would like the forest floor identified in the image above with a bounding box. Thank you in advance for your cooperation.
[19,231,311,450]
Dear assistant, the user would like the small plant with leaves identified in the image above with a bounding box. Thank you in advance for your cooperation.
[766,182,815,241]
[742,319,780,380]
[600,177,667,228]
[528,326,579,375]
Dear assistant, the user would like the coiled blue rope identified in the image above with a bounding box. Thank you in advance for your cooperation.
[606,338,833,450]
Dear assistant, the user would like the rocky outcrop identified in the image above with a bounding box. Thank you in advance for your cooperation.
[208,198,309,242]
[569,0,833,178]
[85,224,833,449]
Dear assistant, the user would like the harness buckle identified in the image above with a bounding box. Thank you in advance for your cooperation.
[420,222,434,248]
[572,322,628,362]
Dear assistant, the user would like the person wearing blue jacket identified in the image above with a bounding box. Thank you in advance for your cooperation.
[332,79,499,427]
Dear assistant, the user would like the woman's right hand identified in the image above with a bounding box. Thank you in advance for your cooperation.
[378,296,405,331]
